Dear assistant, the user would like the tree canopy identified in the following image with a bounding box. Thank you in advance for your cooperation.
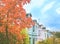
[0,0,34,44]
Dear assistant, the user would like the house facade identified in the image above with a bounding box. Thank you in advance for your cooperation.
[28,20,52,44]
[28,20,38,44]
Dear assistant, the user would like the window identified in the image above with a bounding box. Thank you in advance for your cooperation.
[33,26,35,32]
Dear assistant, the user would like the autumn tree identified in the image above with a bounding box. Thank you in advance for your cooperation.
[0,0,34,44]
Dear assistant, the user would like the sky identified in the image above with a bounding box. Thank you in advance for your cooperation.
[23,0,60,31]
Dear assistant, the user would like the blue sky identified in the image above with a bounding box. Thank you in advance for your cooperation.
[23,0,60,31]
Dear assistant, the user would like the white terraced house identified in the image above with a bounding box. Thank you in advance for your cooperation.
[28,20,53,44]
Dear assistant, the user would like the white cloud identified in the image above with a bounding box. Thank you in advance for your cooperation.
[23,0,45,13]
[30,0,45,7]
[32,17,37,20]
[46,27,60,32]
[41,1,56,14]
[23,4,31,13]
[56,7,60,14]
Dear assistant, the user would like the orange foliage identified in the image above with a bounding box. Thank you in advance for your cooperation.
[0,0,34,43]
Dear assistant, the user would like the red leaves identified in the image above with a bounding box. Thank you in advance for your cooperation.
[0,0,34,43]
[0,25,5,33]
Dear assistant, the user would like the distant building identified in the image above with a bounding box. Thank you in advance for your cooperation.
[26,13,53,44]
[28,20,39,44]
[28,19,53,44]
[37,26,53,41]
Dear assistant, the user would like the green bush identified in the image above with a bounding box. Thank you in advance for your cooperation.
[21,28,30,44]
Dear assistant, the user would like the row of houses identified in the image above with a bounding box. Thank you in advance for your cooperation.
[26,13,53,44]
[28,19,53,44]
